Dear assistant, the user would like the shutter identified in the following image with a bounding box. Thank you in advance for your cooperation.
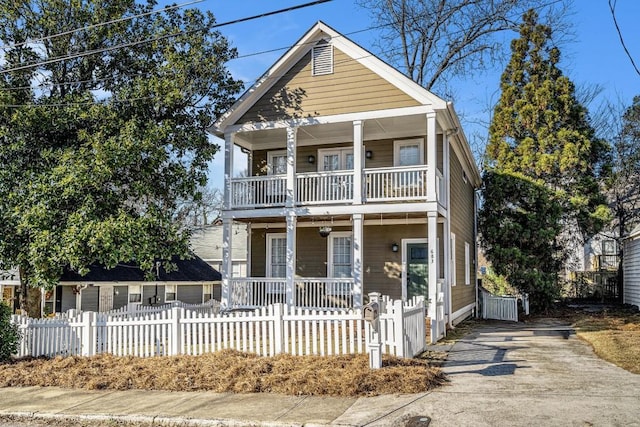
[312,42,333,76]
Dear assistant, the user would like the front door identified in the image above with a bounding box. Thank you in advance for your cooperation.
[405,241,428,300]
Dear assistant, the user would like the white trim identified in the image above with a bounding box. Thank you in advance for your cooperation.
[327,231,353,278]
[401,238,428,301]
[128,285,142,304]
[393,138,424,167]
[450,302,475,325]
[465,241,471,285]
[164,284,177,302]
[450,233,457,286]
[266,233,287,277]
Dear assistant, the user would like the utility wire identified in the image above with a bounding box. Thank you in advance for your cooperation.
[0,0,332,75]
[0,0,204,51]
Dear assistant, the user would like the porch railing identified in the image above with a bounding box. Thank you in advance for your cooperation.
[364,165,428,202]
[296,170,353,204]
[228,277,356,310]
[230,175,286,208]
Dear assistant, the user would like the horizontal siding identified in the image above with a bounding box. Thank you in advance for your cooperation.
[239,48,420,123]
[623,239,640,309]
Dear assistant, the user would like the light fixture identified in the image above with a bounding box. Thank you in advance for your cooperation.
[391,243,399,252]
[365,150,373,159]
[319,226,332,238]
[308,155,316,164]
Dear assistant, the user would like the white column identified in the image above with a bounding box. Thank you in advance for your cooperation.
[223,132,234,210]
[426,112,437,202]
[428,212,439,343]
[285,213,297,307]
[246,222,252,278]
[352,213,364,308]
[443,132,453,326]
[353,120,363,205]
[221,216,233,308]
[286,127,297,208]
[444,131,451,209]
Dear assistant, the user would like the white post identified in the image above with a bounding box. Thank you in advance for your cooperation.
[367,292,382,369]
[286,127,297,208]
[353,120,363,204]
[285,213,297,307]
[352,213,363,308]
[81,311,95,357]
[223,131,234,210]
[221,217,233,308]
[273,303,284,355]
[428,212,439,343]
[393,298,405,357]
[170,307,182,356]
[426,112,437,202]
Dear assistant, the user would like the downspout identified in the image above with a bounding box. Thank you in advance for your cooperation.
[474,189,480,318]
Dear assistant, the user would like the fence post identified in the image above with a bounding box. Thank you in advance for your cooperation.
[273,303,284,355]
[81,311,95,357]
[170,307,182,356]
[393,299,405,358]
[367,293,382,369]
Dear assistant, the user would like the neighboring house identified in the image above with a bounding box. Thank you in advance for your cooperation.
[211,21,481,329]
[623,225,640,309]
[190,221,248,277]
[0,268,20,312]
[45,256,220,314]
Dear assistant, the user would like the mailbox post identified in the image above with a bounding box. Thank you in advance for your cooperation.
[364,292,382,369]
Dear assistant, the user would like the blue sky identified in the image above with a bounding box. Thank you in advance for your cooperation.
[172,0,640,190]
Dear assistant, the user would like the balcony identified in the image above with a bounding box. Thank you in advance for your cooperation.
[229,165,442,209]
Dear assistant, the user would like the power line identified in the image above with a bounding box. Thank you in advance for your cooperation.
[0,0,333,75]
[0,0,204,51]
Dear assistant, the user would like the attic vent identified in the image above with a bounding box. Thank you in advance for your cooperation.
[312,41,333,76]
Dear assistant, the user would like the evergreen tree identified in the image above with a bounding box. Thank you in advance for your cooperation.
[480,10,609,311]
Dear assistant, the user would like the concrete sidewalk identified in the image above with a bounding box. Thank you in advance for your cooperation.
[1,319,639,426]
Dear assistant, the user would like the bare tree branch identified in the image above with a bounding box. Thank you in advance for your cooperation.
[608,0,640,77]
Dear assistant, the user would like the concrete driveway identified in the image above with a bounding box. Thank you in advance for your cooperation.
[362,319,640,426]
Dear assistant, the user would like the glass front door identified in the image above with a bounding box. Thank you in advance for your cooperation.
[406,242,428,300]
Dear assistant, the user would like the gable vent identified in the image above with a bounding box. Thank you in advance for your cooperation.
[312,41,333,76]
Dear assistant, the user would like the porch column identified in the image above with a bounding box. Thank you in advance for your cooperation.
[223,131,234,210]
[286,127,297,208]
[426,112,437,202]
[352,213,364,308]
[221,216,233,308]
[353,120,363,204]
[428,211,439,343]
[285,213,297,306]
[443,132,453,326]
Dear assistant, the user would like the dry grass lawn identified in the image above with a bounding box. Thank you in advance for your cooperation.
[571,307,640,374]
[0,349,446,397]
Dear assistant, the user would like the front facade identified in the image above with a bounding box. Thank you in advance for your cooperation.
[213,22,481,330]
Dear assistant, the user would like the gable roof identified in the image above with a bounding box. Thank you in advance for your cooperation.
[213,21,447,133]
[59,255,221,283]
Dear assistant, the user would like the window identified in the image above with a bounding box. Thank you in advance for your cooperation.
[329,232,352,278]
[450,233,456,286]
[203,284,212,302]
[165,284,176,302]
[129,285,142,303]
[318,148,353,171]
[602,240,617,255]
[465,242,471,285]
[266,234,287,278]
[312,40,333,76]
[394,139,424,166]
[267,150,287,175]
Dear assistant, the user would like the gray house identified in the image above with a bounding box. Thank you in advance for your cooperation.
[623,225,640,309]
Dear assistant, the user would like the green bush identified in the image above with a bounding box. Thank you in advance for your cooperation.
[0,302,20,362]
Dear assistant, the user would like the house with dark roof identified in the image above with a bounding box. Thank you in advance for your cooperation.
[43,255,220,314]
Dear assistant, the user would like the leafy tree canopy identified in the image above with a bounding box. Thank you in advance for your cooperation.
[0,0,242,311]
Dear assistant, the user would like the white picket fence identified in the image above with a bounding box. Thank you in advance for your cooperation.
[11,296,426,363]
[479,288,529,322]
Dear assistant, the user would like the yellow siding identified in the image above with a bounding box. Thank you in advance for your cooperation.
[449,147,477,312]
[239,48,420,123]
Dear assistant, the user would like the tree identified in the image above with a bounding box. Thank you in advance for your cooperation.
[0,302,20,361]
[357,0,572,95]
[480,10,609,311]
[0,0,242,315]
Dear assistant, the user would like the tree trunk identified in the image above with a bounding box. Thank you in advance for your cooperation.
[18,266,41,317]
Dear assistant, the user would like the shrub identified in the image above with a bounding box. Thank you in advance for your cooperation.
[0,302,20,362]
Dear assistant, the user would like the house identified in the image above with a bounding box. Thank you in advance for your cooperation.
[190,221,248,277]
[0,268,20,312]
[623,225,640,309]
[43,256,220,315]
[211,21,481,334]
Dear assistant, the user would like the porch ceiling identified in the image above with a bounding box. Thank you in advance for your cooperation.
[234,113,432,150]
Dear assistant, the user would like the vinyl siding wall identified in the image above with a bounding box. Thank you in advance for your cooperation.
[623,236,640,309]
[239,47,420,123]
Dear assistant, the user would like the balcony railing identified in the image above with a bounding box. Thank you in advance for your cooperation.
[364,165,428,202]
[228,277,356,310]
[228,165,436,209]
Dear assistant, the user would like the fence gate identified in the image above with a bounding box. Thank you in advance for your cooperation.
[479,288,522,322]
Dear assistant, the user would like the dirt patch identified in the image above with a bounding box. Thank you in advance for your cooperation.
[0,349,445,397]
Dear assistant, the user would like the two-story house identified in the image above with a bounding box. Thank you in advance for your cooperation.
[212,22,481,335]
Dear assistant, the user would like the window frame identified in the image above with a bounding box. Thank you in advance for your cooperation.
[128,285,142,304]
[393,138,424,167]
[266,150,287,175]
[450,233,457,286]
[465,242,471,285]
[266,233,287,278]
[327,231,353,278]
[165,284,177,302]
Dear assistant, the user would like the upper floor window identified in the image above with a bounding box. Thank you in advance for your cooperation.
[312,40,333,76]
[267,150,287,175]
[394,138,424,166]
[318,148,353,171]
